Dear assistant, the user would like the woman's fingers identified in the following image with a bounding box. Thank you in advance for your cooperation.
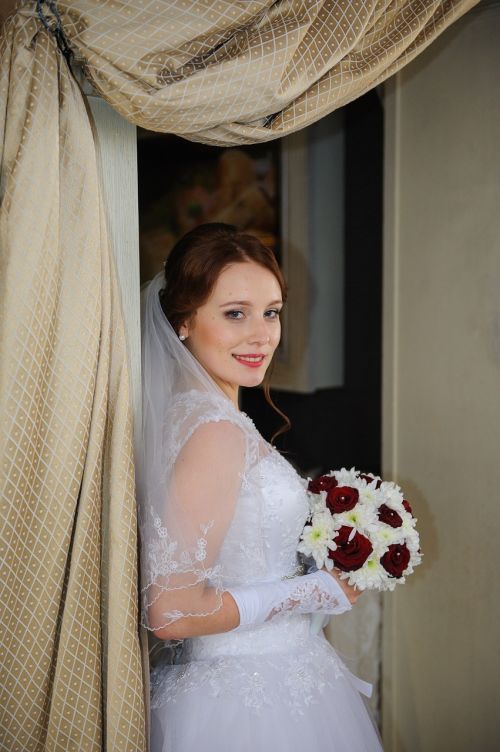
[326,567,362,604]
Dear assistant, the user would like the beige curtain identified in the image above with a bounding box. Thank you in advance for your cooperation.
[56,0,478,145]
[0,1,478,750]
[0,11,146,752]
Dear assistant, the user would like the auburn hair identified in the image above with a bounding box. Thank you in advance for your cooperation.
[159,223,290,443]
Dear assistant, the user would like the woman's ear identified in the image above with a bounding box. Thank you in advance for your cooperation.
[178,317,191,341]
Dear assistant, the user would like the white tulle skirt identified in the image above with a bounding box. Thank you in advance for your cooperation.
[150,614,383,752]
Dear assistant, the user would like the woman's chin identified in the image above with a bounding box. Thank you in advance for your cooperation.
[236,370,266,388]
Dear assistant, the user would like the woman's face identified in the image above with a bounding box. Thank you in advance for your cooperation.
[180,261,283,405]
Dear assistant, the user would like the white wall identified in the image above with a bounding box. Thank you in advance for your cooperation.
[87,95,141,418]
[382,3,500,750]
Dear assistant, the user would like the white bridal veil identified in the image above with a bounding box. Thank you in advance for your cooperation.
[135,272,262,632]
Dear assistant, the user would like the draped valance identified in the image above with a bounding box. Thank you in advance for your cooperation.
[54,0,478,145]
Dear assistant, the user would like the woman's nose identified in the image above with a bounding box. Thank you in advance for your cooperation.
[248,319,270,345]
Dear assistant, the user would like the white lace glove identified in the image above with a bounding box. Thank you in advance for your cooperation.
[227,570,352,630]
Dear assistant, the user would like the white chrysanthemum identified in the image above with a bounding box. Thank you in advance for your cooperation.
[335,503,378,532]
[410,551,423,568]
[408,552,422,571]
[406,544,423,572]
[307,490,328,514]
[405,529,421,554]
[345,557,390,591]
[371,525,405,552]
[383,577,399,592]
[333,466,359,487]
[362,473,382,487]
[297,511,336,568]
[379,481,404,507]
[400,513,417,533]
[350,475,378,496]
[358,485,383,508]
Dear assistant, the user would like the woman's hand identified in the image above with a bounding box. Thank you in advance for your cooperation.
[323,567,362,605]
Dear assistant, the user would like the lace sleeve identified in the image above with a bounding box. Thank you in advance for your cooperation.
[141,417,247,632]
[266,571,352,620]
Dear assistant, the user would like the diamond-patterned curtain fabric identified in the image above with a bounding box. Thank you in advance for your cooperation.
[0,10,146,752]
[0,1,478,751]
[58,0,478,145]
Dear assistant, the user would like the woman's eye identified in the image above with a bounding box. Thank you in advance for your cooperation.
[265,309,281,319]
[225,308,281,320]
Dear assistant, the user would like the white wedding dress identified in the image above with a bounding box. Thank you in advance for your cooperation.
[148,392,384,752]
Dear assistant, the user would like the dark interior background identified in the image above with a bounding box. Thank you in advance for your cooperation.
[241,91,383,477]
[138,90,383,479]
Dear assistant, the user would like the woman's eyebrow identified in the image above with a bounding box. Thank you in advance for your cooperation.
[219,299,283,307]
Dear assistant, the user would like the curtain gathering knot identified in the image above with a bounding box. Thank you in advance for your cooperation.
[36,0,72,63]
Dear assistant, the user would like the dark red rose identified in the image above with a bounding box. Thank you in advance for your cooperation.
[359,473,382,489]
[308,475,338,494]
[381,544,411,578]
[326,486,359,514]
[378,503,403,528]
[402,499,413,516]
[329,525,373,572]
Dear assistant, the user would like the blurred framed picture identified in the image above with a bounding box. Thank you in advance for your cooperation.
[137,133,282,283]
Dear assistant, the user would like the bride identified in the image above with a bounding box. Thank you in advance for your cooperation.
[135,223,383,751]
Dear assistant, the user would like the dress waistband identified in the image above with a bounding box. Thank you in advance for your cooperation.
[183,613,373,699]
[184,612,311,660]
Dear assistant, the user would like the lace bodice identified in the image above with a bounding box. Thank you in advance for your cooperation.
[215,419,310,588]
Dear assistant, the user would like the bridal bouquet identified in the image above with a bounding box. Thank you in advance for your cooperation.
[298,467,422,592]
